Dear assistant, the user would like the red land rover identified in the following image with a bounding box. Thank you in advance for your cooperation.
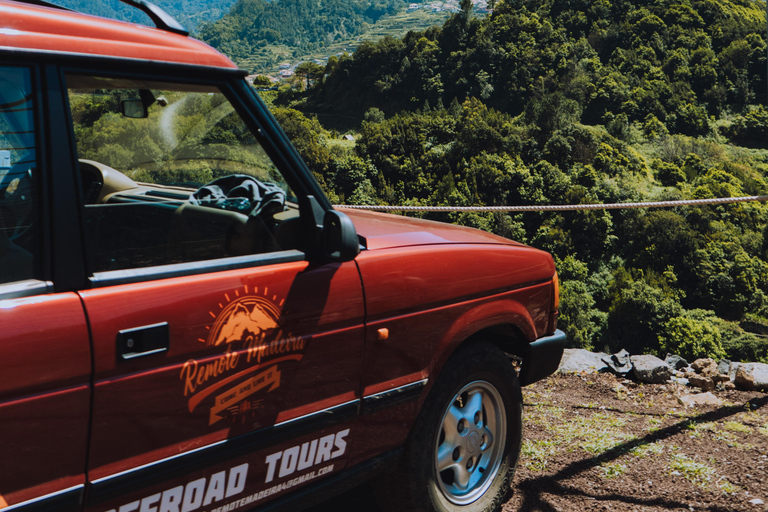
[0,2,565,511]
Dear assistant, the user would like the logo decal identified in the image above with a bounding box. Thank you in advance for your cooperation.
[210,299,279,347]
[180,286,306,426]
[104,463,248,512]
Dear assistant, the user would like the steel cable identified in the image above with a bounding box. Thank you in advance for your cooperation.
[334,195,768,213]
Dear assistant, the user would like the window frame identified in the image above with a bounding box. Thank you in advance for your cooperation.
[56,61,332,289]
[0,61,53,299]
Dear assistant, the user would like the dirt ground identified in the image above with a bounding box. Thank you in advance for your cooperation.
[311,372,768,512]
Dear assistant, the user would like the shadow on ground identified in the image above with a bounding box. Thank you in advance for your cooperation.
[307,395,768,511]
[513,395,768,511]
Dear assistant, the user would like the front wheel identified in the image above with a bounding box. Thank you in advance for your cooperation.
[381,342,522,512]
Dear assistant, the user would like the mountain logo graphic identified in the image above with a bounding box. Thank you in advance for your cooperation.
[207,294,282,347]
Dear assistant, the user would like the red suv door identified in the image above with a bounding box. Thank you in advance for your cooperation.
[58,72,365,511]
[81,260,364,512]
[0,64,91,510]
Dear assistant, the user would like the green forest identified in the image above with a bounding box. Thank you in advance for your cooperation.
[197,0,405,65]
[261,0,768,363]
[54,0,237,30]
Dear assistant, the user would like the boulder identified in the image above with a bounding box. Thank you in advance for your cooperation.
[602,349,632,374]
[691,358,719,377]
[678,392,722,408]
[734,363,768,391]
[558,349,609,374]
[665,353,689,370]
[730,362,741,382]
[717,359,732,376]
[719,381,736,391]
[631,355,673,384]
[687,373,715,391]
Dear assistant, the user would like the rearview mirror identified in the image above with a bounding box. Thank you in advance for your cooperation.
[121,99,148,118]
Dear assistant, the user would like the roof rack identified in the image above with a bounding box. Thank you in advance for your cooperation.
[117,0,189,36]
[11,0,71,10]
[11,0,189,37]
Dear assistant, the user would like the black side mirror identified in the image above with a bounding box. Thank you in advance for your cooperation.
[121,99,148,119]
[322,210,359,262]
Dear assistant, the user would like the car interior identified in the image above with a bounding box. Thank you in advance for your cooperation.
[79,159,304,273]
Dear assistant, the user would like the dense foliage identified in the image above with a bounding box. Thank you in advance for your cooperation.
[198,0,404,65]
[305,0,767,128]
[269,0,768,362]
[54,0,236,30]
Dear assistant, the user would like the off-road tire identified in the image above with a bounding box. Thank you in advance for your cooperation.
[378,341,522,512]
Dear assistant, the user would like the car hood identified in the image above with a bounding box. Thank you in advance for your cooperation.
[342,208,524,250]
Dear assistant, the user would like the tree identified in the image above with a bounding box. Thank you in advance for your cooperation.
[251,75,271,87]
[294,61,325,89]
[659,313,726,361]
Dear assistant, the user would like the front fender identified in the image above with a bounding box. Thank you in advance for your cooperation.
[430,296,537,381]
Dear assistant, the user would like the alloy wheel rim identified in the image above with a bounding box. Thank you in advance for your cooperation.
[434,380,507,505]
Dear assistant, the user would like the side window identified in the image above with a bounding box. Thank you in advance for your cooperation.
[0,66,37,284]
[66,75,303,273]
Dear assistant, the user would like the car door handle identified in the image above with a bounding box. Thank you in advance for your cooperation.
[117,322,169,360]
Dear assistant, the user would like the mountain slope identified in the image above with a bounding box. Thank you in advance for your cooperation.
[197,0,404,65]
[273,0,768,359]
[52,0,237,30]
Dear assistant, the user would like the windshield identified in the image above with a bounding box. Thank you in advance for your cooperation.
[66,74,303,273]
[66,75,294,199]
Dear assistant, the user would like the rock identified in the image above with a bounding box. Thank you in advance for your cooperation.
[678,392,722,407]
[717,359,732,375]
[691,358,719,377]
[631,355,673,384]
[748,498,764,506]
[734,363,768,391]
[670,375,690,386]
[665,354,689,370]
[558,349,609,374]
[687,373,715,391]
[730,362,741,382]
[717,381,736,391]
[602,349,632,374]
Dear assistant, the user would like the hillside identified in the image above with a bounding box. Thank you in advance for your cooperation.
[197,0,406,70]
[52,0,236,30]
[269,0,768,362]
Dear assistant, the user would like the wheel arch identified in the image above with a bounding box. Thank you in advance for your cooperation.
[428,299,536,393]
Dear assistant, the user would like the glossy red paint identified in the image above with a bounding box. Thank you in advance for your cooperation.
[79,261,364,481]
[0,294,91,506]
[356,244,554,323]
[344,208,519,249]
[0,0,235,68]
[349,240,554,462]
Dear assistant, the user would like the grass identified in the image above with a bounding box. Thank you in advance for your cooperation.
[630,441,664,458]
[521,439,559,471]
[516,375,768,502]
[669,453,716,487]
[723,420,752,433]
[716,477,742,494]
[599,461,628,478]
